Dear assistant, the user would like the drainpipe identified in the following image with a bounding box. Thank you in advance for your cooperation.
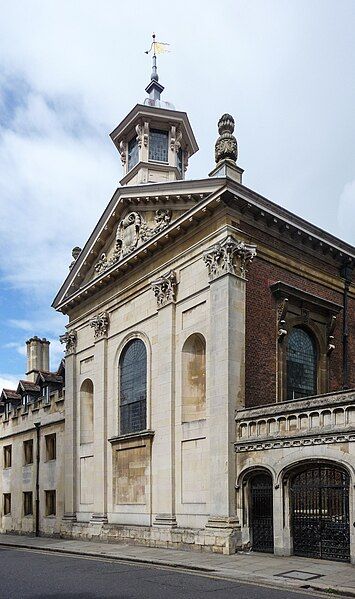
[34,422,41,537]
[340,260,353,390]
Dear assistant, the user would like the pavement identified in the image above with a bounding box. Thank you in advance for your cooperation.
[0,533,354,597]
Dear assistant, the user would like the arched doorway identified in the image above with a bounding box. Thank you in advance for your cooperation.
[290,463,350,562]
[250,472,274,553]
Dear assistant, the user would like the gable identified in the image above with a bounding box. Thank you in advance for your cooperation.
[52,178,225,311]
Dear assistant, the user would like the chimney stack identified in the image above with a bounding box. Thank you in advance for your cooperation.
[26,337,50,382]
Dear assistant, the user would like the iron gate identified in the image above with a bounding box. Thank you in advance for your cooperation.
[251,473,274,553]
[291,464,350,562]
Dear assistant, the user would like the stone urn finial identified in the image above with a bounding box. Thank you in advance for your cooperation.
[214,113,238,164]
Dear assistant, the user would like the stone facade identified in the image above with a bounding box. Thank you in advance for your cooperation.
[0,357,65,536]
[1,71,354,561]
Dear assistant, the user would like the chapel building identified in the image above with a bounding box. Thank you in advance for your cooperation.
[1,59,355,563]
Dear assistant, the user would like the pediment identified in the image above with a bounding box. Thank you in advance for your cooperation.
[53,180,224,311]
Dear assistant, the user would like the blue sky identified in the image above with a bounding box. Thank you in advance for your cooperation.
[0,0,354,388]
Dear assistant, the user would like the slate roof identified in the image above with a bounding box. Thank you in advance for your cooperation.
[36,371,63,385]
[0,389,21,402]
[17,380,41,394]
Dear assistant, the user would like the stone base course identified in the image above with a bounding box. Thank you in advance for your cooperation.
[60,521,241,555]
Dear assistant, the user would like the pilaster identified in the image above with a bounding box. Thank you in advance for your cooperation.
[151,271,177,526]
[59,330,78,522]
[89,312,109,523]
[203,236,256,530]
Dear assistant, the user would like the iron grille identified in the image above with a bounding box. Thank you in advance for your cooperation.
[119,339,147,434]
[251,473,274,553]
[291,465,350,562]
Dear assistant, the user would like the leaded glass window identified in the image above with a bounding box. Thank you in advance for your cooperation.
[127,136,138,171]
[119,339,147,434]
[286,328,317,400]
[149,129,168,162]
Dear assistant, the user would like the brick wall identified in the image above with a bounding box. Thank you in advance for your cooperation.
[239,222,354,407]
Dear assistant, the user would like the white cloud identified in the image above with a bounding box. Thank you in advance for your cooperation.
[0,374,21,391]
[338,180,355,244]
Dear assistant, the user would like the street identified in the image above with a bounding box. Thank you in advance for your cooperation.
[0,546,333,599]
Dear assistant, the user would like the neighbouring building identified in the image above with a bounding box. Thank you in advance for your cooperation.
[0,338,65,536]
[2,56,355,562]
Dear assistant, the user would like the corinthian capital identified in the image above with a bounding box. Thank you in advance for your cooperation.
[90,312,110,339]
[59,330,77,355]
[203,235,257,282]
[151,270,177,309]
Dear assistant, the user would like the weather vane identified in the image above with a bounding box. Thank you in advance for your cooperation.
[145,33,170,83]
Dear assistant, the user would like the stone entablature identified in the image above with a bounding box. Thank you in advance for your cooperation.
[235,390,355,452]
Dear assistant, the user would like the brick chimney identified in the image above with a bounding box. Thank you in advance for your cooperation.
[26,337,50,382]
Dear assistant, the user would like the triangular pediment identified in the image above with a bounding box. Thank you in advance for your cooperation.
[52,178,225,311]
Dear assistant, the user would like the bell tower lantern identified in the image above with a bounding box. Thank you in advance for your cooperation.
[110,40,198,186]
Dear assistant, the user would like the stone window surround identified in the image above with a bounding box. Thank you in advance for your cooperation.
[270,282,342,402]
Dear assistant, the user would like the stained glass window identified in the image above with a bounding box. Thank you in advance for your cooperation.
[119,339,147,434]
[127,136,138,171]
[286,328,317,400]
[149,129,168,162]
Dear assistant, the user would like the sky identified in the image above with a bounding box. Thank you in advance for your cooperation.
[0,0,354,389]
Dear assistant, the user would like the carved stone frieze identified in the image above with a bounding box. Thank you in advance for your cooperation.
[203,235,256,282]
[235,433,355,452]
[151,270,177,308]
[59,330,77,354]
[94,209,172,275]
[90,312,110,339]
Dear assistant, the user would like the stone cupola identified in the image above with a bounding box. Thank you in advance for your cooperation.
[110,51,198,186]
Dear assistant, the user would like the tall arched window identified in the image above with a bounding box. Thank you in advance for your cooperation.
[119,339,147,434]
[80,379,94,444]
[286,328,317,400]
[182,334,206,422]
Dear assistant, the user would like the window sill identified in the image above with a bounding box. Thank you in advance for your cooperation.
[108,430,155,444]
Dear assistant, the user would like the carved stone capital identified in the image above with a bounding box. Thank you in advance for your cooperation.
[90,312,110,339]
[151,270,177,308]
[59,330,77,355]
[203,236,256,282]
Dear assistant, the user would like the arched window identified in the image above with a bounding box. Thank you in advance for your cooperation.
[182,334,206,422]
[119,339,147,434]
[286,328,317,400]
[80,379,94,444]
